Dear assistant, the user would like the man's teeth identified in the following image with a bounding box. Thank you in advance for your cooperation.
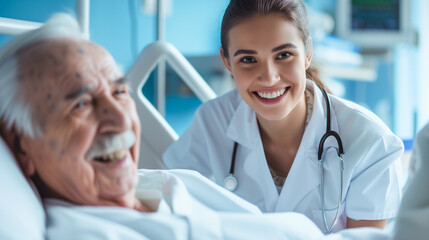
[95,149,127,163]
[257,88,286,99]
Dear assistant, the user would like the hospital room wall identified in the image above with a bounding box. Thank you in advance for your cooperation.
[0,0,228,69]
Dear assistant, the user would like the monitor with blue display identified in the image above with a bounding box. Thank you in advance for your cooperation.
[336,0,413,49]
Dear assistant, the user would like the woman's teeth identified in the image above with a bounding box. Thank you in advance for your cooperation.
[94,149,128,163]
[257,88,286,99]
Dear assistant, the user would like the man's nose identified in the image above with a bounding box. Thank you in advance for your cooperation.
[258,61,280,84]
[97,97,131,134]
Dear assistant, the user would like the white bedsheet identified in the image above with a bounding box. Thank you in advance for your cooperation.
[45,169,395,240]
[45,169,325,240]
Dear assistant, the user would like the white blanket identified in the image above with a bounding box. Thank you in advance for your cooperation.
[45,169,391,240]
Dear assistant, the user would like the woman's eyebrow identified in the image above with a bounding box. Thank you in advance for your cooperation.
[272,43,297,52]
[233,43,298,57]
[233,49,257,57]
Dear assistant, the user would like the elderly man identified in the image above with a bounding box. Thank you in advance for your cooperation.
[0,14,327,240]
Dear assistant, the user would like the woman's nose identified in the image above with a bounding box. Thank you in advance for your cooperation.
[97,97,132,135]
[258,61,280,84]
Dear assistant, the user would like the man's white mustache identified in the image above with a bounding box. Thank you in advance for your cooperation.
[86,130,136,159]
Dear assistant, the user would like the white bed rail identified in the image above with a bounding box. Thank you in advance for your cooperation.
[0,17,42,35]
[127,41,217,169]
[0,0,90,38]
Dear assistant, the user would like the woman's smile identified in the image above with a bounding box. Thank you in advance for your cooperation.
[253,87,290,105]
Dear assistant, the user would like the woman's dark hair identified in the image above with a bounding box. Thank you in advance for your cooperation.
[220,0,328,91]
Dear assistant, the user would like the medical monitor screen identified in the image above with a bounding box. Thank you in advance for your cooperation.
[351,0,400,31]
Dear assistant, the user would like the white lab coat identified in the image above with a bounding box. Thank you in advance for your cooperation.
[163,80,404,232]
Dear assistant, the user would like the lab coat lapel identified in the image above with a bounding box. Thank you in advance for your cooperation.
[276,80,332,212]
[226,99,279,211]
[226,98,259,148]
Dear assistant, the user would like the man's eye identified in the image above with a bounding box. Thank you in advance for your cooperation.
[240,56,256,63]
[113,89,127,95]
[73,100,91,110]
[276,52,291,59]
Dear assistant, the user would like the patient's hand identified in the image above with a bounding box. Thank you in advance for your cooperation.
[347,218,387,229]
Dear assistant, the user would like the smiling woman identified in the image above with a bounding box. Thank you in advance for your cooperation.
[163,0,404,233]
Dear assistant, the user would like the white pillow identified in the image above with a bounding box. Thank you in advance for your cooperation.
[0,136,45,240]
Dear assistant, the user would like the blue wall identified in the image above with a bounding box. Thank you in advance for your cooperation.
[0,0,228,70]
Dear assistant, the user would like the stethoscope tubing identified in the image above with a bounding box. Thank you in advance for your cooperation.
[224,142,239,191]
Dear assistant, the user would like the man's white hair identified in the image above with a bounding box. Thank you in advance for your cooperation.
[0,13,85,138]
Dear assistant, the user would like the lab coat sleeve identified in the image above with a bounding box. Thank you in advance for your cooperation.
[393,123,429,240]
[345,134,403,220]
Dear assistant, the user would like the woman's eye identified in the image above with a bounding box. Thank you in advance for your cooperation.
[240,56,256,63]
[277,52,291,59]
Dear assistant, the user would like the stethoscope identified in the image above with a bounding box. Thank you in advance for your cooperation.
[223,88,344,234]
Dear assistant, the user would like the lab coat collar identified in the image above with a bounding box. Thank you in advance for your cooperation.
[297,80,341,153]
[308,80,341,153]
[226,93,260,149]
[277,80,342,211]
[226,94,280,211]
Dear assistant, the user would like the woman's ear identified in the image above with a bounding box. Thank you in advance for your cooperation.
[305,37,313,70]
[220,47,233,73]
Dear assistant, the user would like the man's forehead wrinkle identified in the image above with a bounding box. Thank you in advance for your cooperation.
[15,40,83,100]
[17,40,70,77]
[16,38,121,104]
[98,52,123,83]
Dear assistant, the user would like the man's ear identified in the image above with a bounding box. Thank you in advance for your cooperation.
[220,47,233,73]
[305,37,313,70]
[12,132,36,177]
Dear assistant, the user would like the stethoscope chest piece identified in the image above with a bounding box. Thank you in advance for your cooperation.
[224,174,238,191]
